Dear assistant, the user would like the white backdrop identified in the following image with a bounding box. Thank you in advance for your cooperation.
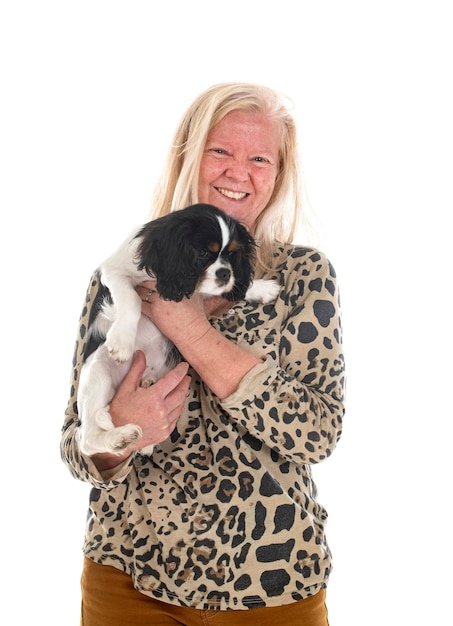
[1,1,451,624]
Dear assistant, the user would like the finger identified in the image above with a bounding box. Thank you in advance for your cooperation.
[119,350,147,391]
[154,362,190,396]
[137,281,158,300]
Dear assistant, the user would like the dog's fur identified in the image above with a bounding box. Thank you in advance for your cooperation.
[78,203,280,457]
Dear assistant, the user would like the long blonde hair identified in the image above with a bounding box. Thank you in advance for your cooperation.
[151,82,306,271]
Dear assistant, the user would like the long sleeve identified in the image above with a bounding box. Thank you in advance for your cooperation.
[218,246,345,464]
[61,244,346,611]
[60,273,135,488]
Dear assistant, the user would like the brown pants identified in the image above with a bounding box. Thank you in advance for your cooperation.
[81,557,329,625]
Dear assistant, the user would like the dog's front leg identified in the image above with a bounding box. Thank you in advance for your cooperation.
[102,272,143,363]
[99,233,147,363]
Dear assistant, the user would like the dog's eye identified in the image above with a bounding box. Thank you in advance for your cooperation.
[199,249,209,258]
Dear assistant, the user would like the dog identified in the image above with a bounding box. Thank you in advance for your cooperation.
[78,203,280,457]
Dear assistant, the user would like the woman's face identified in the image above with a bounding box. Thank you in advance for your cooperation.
[198,110,281,232]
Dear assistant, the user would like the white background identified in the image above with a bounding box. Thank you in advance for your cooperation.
[1,1,452,624]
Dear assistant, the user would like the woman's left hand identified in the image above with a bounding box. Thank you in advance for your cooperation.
[137,281,211,347]
[137,280,261,398]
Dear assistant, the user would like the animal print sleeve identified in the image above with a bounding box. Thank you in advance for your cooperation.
[60,273,135,488]
[220,248,345,465]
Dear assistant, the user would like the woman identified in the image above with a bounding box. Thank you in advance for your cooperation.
[62,82,345,625]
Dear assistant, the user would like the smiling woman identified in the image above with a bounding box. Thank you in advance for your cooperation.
[198,110,281,231]
[61,82,345,626]
[151,83,303,274]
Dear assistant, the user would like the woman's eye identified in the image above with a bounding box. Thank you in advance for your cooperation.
[210,148,227,156]
[207,148,228,157]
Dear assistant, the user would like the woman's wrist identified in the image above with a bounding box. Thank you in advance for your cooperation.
[91,450,132,473]
[174,324,262,399]
[173,320,214,355]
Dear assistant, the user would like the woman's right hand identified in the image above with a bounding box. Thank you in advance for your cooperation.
[91,350,191,472]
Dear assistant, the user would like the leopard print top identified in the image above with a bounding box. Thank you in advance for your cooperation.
[61,243,346,610]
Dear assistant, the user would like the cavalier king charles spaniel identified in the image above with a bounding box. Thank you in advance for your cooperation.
[78,203,280,457]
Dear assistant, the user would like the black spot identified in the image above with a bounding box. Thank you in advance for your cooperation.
[252,501,266,540]
[234,574,252,591]
[256,539,295,563]
[325,277,336,296]
[303,526,314,542]
[298,322,318,343]
[215,446,238,476]
[273,504,295,533]
[233,542,251,568]
[260,569,290,597]
[280,335,291,357]
[238,471,254,501]
[259,473,283,496]
[89,488,101,503]
[281,431,295,450]
[242,595,266,608]
[309,278,322,292]
[313,299,335,328]
[242,432,263,451]
[216,479,236,503]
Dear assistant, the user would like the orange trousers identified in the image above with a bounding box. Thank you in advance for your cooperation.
[81,557,329,625]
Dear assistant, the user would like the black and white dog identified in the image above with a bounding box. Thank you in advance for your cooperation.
[78,203,280,457]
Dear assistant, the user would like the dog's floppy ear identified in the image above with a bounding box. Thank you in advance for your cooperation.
[135,214,200,302]
[225,220,257,301]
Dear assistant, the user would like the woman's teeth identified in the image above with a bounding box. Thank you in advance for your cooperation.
[217,188,247,200]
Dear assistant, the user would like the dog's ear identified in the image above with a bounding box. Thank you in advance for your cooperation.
[226,222,257,301]
[135,215,200,302]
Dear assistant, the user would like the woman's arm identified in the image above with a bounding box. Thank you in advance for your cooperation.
[220,249,345,464]
[138,288,263,399]
[138,248,345,465]
[61,274,191,484]
[91,352,191,472]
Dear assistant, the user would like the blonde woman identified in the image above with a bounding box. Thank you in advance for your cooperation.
[62,82,345,626]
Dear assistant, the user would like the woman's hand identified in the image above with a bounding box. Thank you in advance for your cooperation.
[137,281,262,399]
[138,281,213,348]
[91,350,191,472]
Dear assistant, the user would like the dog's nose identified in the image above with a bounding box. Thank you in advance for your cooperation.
[216,268,231,283]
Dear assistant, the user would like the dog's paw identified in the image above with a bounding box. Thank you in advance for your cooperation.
[140,365,158,389]
[105,327,136,363]
[107,424,143,453]
[246,279,280,304]
[141,375,157,389]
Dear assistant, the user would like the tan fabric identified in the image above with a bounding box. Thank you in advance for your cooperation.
[62,243,345,611]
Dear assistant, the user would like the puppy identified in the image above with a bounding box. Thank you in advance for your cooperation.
[78,203,280,457]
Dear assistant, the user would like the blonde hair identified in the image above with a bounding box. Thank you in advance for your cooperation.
[151,82,306,271]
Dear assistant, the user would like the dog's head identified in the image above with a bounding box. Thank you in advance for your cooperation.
[135,204,256,302]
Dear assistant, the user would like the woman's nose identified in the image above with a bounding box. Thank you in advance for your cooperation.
[225,159,249,181]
